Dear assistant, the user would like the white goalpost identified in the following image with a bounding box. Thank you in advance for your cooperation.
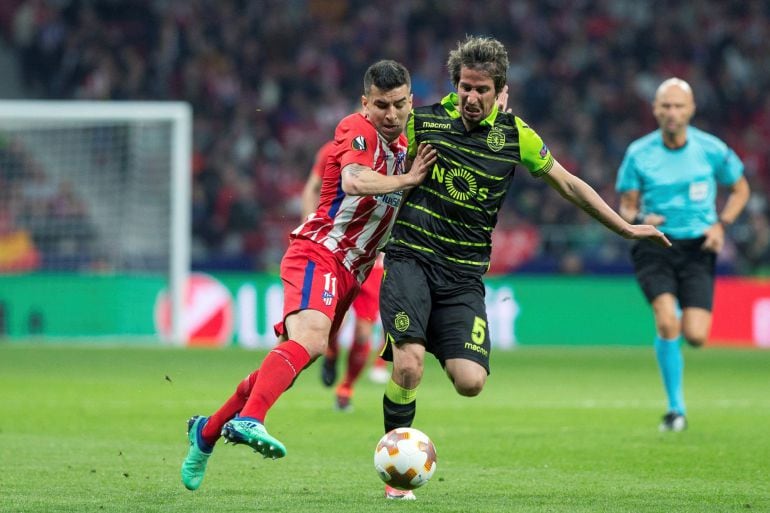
[0,101,192,344]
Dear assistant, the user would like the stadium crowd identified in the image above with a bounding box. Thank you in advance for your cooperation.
[1,0,768,274]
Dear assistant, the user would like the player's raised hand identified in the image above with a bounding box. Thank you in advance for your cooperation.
[629,225,671,248]
[404,143,437,187]
[496,85,512,113]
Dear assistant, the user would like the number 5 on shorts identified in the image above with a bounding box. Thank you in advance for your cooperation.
[471,316,486,345]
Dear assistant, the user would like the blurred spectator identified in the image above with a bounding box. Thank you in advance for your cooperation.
[488,214,540,275]
[46,180,95,259]
[0,134,96,270]
[1,0,768,274]
[0,206,40,272]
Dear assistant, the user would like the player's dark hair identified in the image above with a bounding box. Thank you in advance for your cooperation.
[364,60,411,95]
[447,36,509,93]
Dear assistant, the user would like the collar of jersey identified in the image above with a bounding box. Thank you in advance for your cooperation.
[441,93,498,127]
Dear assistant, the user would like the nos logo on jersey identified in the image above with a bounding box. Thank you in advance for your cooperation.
[352,136,367,150]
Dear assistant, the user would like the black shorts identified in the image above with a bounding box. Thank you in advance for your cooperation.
[630,236,716,310]
[379,253,491,374]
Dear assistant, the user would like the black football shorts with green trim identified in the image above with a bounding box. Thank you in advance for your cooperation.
[379,253,491,374]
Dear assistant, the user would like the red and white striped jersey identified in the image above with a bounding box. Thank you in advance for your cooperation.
[292,113,407,283]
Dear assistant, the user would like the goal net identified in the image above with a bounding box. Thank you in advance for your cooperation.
[0,101,191,343]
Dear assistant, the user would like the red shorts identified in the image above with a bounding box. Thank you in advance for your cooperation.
[352,262,383,322]
[274,238,360,339]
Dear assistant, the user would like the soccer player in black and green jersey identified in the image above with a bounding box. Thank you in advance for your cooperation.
[378,36,670,499]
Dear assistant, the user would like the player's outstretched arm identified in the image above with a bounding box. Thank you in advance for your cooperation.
[542,161,671,248]
[341,143,436,196]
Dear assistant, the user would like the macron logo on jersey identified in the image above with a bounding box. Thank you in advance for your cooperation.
[423,121,451,129]
[352,136,367,150]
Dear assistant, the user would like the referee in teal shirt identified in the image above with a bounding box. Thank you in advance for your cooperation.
[616,78,750,432]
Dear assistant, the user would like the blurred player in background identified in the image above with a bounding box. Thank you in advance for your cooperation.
[616,78,750,432]
[300,140,390,413]
[180,59,437,491]
[377,36,670,500]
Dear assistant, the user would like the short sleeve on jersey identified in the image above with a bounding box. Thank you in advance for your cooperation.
[515,117,554,177]
[336,114,378,170]
[715,146,744,186]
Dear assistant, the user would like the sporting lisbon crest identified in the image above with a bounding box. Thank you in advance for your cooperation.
[394,311,410,332]
[486,127,505,152]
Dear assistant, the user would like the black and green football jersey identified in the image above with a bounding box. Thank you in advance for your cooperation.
[386,92,554,274]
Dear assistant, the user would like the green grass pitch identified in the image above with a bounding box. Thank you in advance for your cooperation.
[1,343,768,512]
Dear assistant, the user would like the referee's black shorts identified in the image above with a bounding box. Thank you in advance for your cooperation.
[630,236,717,311]
[379,253,491,374]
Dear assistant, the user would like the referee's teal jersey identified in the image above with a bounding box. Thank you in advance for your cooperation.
[615,126,744,239]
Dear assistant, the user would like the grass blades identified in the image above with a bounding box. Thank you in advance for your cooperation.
[0,344,768,512]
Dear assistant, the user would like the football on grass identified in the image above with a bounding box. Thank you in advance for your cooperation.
[373,427,437,490]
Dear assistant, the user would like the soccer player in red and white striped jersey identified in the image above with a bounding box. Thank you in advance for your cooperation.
[302,137,389,411]
[292,111,408,283]
[180,59,437,492]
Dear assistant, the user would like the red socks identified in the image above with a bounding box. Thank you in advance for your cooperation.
[198,340,310,446]
[337,340,371,395]
[239,340,310,421]
[201,369,259,446]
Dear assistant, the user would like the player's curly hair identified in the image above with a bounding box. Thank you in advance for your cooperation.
[364,60,411,95]
[447,36,508,93]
